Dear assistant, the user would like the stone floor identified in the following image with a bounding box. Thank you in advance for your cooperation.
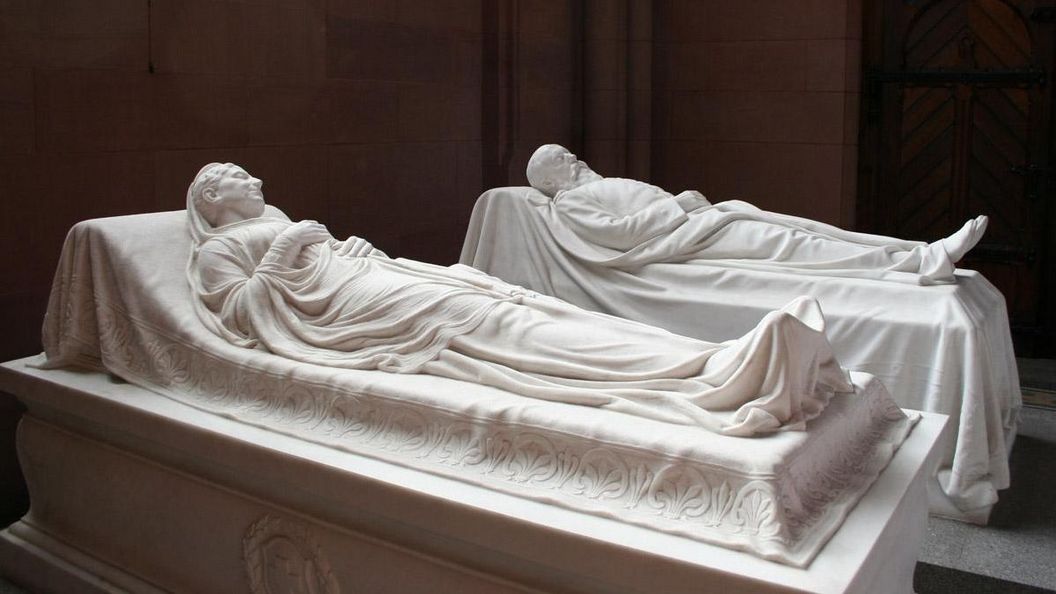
[917,404,1056,592]
[1018,358,1056,391]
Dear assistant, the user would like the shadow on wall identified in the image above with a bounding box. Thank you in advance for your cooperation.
[0,394,28,526]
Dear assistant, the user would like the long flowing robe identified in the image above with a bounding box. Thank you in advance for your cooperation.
[549,178,957,284]
[187,195,855,437]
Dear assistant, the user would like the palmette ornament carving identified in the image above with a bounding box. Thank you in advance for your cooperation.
[49,275,913,565]
[243,515,339,594]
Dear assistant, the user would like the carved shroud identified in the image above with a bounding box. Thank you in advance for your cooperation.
[182,186,863,437]
[39,209,917,566]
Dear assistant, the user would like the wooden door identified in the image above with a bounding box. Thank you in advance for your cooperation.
[860,0,1056,355]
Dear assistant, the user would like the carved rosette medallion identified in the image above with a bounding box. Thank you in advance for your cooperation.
[243,515,340,594]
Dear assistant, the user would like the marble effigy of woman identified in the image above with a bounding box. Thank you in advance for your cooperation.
[187,162,858,437]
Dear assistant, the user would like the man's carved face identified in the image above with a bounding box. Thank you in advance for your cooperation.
[527,144,596,197]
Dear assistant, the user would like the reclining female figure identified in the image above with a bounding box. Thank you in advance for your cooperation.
[187,162,861,437]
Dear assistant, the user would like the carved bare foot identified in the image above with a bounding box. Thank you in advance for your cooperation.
[973,214,989,245]
[941,215,989,263]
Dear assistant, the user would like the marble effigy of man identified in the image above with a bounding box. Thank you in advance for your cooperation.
[526,144,988,285]
[187,162,860,437]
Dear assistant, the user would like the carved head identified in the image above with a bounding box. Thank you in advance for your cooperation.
[190,163,266,227]
[526,144,600,197]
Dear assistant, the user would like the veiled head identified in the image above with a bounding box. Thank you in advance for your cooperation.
[526,144,600,197]
[189,163,266,227]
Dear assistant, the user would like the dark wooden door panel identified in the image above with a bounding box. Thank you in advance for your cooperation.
[897,86,957,238]
[970,88,1030,244]
[861,0,1054,355]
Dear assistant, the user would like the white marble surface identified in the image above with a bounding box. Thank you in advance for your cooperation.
[461,186,1021,519]
[524,144,988,284]
[0,356,948,594]
[181,163,859,438]
[37,203,916,564]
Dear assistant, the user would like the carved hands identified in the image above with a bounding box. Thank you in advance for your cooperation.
[259,221,332,269]
[282,220,331,248]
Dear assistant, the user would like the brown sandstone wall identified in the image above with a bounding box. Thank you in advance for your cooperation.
[0,1,864,363]
[0,0,487,362]
[650,0,863,227]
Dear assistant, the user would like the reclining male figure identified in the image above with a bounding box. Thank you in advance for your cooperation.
[526,144,988,284]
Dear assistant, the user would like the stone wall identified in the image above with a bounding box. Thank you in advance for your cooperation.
[0,0,487,362]
[0,0,864,360]
[650,0,863,226]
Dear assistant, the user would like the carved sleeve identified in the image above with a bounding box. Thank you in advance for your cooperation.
[196,239,258,340]
[554,188,688,250]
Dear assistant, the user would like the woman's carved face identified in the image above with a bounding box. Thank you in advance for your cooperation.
[206,165,266,222]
